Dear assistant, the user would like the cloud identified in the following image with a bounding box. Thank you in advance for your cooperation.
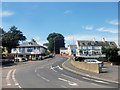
[82,26,93,30]
[65,34,118,46]
[0,11,14,17]
[65,34,100,41]
[34,36,40,41]
[97,27,118,33]
[64,10,72,14]
[107,19,118,25]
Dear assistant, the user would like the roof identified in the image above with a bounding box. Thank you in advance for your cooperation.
[60,47,68,50]
[17,41,47,49]
[77,40,117,47]
[68,45,77,49]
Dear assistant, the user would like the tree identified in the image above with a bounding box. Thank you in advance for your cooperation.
[43,43,49,47]
[79,50,83,54]
[0,47,5,53]
[47,33,65,54]
[71,50,73,54]
[102,47,119,62]
[2,26,26,53]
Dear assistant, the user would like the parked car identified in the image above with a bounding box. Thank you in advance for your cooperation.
[84,59,103,66]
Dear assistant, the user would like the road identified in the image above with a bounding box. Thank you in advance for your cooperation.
[2,56,118,88]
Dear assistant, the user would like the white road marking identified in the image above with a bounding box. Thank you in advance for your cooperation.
[58,78,78,86]
[61,74,82,83]
[82,77,91,80]
[37,73,50,82]
[61,85,68,88]
[82,77,110,84]
[12,69,22,88]
[35,68,37,73]
[57,65,63,70]
[92,80,110,84]
[12,69,19,85]
[50,66,57,72]
[6,69,13,86]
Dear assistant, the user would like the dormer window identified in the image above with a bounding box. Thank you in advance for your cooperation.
[109,42,113,45]
[85,42,88,45]
[80,42,83,45]
[91,42,94,45]
[29,42,33,45]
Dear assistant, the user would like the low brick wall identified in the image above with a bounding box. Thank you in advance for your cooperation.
[71,60,102,73]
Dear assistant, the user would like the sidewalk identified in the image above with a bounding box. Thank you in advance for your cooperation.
[63,59,118,83]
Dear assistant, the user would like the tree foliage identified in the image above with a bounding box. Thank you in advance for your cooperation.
[2,26,26,53]
[43,43,49,47]
[102,47,119,62]
[47,33,65,54]
[79,50,83,54]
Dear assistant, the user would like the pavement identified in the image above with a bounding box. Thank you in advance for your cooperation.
[62,57,119,83]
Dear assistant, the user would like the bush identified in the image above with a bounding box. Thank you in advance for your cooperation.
[74,56,84,62]
[102,47,119,62]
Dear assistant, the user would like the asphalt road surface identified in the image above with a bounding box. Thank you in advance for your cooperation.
[2,56,118,88]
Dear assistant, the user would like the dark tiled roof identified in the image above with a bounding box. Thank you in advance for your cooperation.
[77,40,117,47]
[68,45,77,49]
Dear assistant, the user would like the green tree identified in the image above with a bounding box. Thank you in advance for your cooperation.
[71,50,73,54]
[0,47,5,53]
[47,33,65,54]
[102,47,119,62]
[2,26,26,53]
[79,50,83,54]
[43,43,49,47]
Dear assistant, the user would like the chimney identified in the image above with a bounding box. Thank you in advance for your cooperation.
[93,38,96,42]
[102,38,105,42]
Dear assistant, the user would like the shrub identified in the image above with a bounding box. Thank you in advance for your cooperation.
[74,56,84,62]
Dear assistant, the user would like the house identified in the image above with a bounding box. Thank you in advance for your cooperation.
[60,47,68,54]
[76,38,117,56]
[11,40,47,61]
[68,45,77,56]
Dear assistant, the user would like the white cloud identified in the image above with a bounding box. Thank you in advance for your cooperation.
[82,26,93,30]
[65,34,118,46]
[64,10,72,14]
[34,36,40,41]
[97,27,118,33]
[0,11,14,17]
[107,19,118,25]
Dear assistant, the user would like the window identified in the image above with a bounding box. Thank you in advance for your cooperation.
[83,46,87,49]
[80,42,83,45]
[27,48,33,52]
[19,48,22,52]
[91,42,94,45]
[109,42,113,45]
[13,48,16,51]
[34,47,39,50]
[85,42,88,45]
[28,42,33,45]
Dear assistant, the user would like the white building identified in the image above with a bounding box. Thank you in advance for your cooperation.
[76,38,117,56]
[11,40,47,61]
[60,47,68,54]
[68,45,77,56]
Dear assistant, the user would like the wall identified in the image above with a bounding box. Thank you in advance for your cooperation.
[71,60,102,73]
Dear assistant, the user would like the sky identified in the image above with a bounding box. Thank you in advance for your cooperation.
[1,2,119,47]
